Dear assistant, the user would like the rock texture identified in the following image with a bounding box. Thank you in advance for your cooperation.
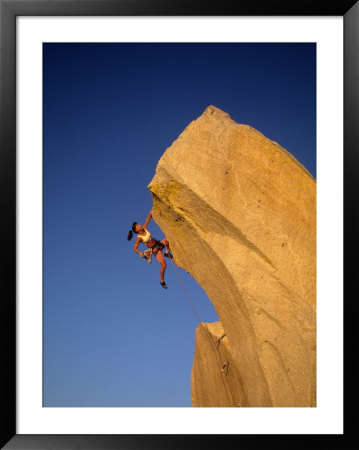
[148,105,316,407]
[191,321,248,407]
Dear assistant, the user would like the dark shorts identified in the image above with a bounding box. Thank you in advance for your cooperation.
[151,240,165,254]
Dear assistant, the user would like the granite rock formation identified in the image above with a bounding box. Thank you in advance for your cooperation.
[148,105,316,407]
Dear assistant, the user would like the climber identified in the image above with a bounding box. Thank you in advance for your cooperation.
[127,210,173,289]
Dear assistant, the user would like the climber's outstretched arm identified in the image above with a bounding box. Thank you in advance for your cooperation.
[142,210,152,228]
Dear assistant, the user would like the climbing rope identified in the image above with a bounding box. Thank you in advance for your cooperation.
[170,258,238,407]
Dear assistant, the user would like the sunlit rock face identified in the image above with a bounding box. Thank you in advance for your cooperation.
[191,321,248,407]
[148,105,316,407]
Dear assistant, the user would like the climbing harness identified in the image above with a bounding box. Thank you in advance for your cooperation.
[144,243,168,265]
[169,258,238,407]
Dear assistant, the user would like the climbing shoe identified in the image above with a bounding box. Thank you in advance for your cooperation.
[164,251,173,259]
[160,281,168,289]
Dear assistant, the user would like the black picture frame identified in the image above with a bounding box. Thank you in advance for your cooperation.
[1,0,356,448]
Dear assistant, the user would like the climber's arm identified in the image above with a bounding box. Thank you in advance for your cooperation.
[133,237,145,257]
[142,210,152,228]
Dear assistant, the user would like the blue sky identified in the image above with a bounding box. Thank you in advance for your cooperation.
[43,43,316,407]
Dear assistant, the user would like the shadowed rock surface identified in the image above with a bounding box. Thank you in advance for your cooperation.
[191,321,248,407]
[148,105,316,407]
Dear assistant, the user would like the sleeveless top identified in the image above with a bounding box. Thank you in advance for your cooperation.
[138,228,152,244]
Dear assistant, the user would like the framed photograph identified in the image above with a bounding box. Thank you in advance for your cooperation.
[1,0,355,448]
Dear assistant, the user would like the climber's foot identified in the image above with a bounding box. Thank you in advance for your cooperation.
[160,281,168,289]
[164,251,173,259]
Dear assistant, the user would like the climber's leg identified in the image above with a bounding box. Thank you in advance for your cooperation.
[161,238,169,249]
[161,239,173,258]
[155,249,167,283]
